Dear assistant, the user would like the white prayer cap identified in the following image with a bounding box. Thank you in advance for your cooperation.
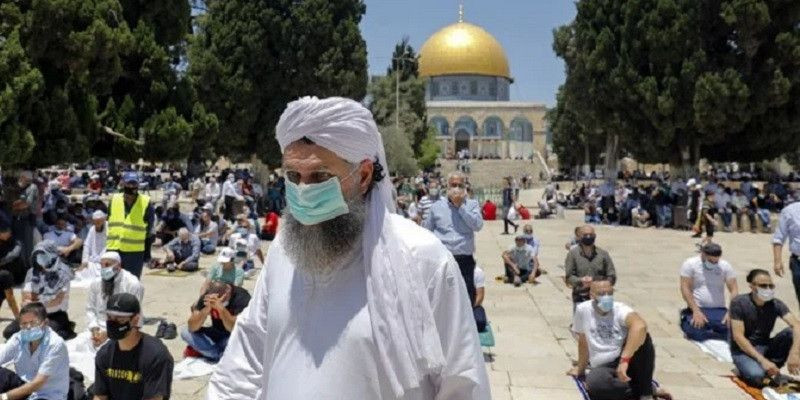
[687,178,696,187]
[100,251,121,264]
[92,210,107,220]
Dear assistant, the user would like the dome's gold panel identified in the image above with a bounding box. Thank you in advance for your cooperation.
[419,22,511,79]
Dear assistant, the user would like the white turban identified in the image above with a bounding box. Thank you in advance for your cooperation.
[276,97,444,396]
[100,251,121,264]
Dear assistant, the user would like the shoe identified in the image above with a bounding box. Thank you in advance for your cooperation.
[166,263,176,273]
[500,232,509,235]
[184,346,203,358]
[163,323,177,340]
[513,276,521,287]
[155,321,167,339]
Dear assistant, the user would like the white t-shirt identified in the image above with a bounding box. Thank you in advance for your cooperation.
[474,267,485,289]
[572,300,633,367]
[679,255,735,308]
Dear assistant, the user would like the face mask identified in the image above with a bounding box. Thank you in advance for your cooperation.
[580,235,596,246]
[35,252,55,269]
[596,294,614,313]
[703,261,718,270]
[757,288,775,302]
[106,320,132,340]
[123,187,137,195]
[101,267,118,281]
[19,326,44,343]
[285,178,349,226]
[429,188,440,197]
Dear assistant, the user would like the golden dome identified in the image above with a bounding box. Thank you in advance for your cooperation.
[419,21,511,80]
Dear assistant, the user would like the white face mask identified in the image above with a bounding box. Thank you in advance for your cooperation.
[757,288,775,302]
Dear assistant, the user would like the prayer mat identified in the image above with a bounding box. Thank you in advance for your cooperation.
[730,376,767,400]
[479,323,495,348]
[174,357,216,380]
[571,376,662,400]
[147,269,194,278]
[691,339,733,363]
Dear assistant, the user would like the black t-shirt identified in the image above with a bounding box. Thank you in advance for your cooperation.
[94,333,174,400]
[729,293,790,353]
[192,286,251,342]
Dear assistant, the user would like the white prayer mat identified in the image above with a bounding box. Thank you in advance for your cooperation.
[174,357,216,380]
[692,339,733,363]
[66,331,102,383]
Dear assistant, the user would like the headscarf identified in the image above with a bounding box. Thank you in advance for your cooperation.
[276,96,444,396]
[29,240,71,302]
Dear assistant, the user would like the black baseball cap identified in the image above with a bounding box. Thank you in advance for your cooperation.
[106,293,141,317]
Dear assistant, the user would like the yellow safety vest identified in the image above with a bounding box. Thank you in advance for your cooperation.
[107,193,149,253]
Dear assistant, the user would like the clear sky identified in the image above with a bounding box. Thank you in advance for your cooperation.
[360,0,577,106]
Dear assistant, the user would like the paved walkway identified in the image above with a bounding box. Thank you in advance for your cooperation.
[3,189,793,399]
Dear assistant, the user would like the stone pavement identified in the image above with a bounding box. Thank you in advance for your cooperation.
[1,188,793,399]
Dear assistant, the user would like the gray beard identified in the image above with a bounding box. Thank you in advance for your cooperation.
[281,196,367,276]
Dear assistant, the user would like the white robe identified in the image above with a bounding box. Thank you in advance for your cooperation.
[207,215,490,399]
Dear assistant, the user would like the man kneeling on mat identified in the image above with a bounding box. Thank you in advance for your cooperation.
[567,280,671,400]
[679,243,738,341]
[730,269,800,387]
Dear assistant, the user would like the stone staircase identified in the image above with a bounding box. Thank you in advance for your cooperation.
[438,159,544,189]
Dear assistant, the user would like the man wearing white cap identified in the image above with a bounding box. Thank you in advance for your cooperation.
[85,251,144,349]
[207,97,489,399]
[76,210,108,283]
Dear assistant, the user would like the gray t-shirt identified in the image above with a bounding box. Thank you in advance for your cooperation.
[506,244,535,271]
[729,293,790,353]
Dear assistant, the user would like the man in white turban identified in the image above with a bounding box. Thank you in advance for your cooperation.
[207,97,490,399]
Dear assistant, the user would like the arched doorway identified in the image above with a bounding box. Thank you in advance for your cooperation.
[455,130,470,153]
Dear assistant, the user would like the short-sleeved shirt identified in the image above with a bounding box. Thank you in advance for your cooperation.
[192,286,251,342]
[0,327,69,399]
[572,300,633,367]
[506,244,536,271]
[208,263,244,287]
[195,220,219,245]
[474,267,485,289]
[93,334,174,400]
[679,256,735,308]
[729,293,790,353]
[43,229,76,248]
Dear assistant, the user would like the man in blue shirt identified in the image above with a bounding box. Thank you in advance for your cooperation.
[773,201,800,305]
[423,172,484,304]
[0,302,69,400]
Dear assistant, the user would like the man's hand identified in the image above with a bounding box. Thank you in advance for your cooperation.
[616,361,631,382]
[58,247,70,257]
[760,359,780,377]
[566,366,585,378]
[581,276,593,288]
[775,261,785,278]
[691,309,709,328]
[788,353,800,375]
[722,312,729,325]
[205,294,224,311]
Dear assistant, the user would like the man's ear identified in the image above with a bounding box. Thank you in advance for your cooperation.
[358,160,374,196]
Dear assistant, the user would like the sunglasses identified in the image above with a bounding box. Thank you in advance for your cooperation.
[755,283,776,289]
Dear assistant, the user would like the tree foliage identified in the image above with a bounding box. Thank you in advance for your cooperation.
[189,0,369,166]
[0,0,198,167]
[379,125,417,177]
[553,0,800,173]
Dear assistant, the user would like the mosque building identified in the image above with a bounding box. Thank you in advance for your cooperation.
[419,9,549,160]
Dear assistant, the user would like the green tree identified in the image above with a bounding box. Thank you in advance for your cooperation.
[189,0,368,165]
[0,30,43,166]
[379,125,417,177]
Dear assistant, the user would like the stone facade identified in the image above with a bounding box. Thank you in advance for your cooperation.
[427,100,549,160]
[425,75,511,101]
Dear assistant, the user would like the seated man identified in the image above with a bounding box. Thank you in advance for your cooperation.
[260,207,279,241]
[85,252,144,351]
[195,209,219,255]
[76,210,108,282]
[94,293,174,400]
[679,243,738,341]
[43,215,83,265]
[473,265,487,332]
[229,220,264,274]
[182,281,251,362]
[158,227,201,272]
[730,269,800,387]
[5,240,75,340]
[0,219,22,319]
[0,302,69,399]
[568,280,670,400]
[201,248,244,293]
[502,235,540,286]
[155,201,193,245]
[632,206,651,228]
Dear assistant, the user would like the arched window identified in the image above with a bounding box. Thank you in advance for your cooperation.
[454,116,478,137]
[509,117,532,141]
[482,116,503,137]
[430,116,450,136]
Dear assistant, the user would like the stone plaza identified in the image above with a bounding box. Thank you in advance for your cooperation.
[0,187,788,399]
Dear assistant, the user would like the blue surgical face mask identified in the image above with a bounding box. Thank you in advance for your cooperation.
[20,326,45,343]
[596,294,614,313]
[703,260,718,270]
[101,267,118,281]
[285,169,357,226]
